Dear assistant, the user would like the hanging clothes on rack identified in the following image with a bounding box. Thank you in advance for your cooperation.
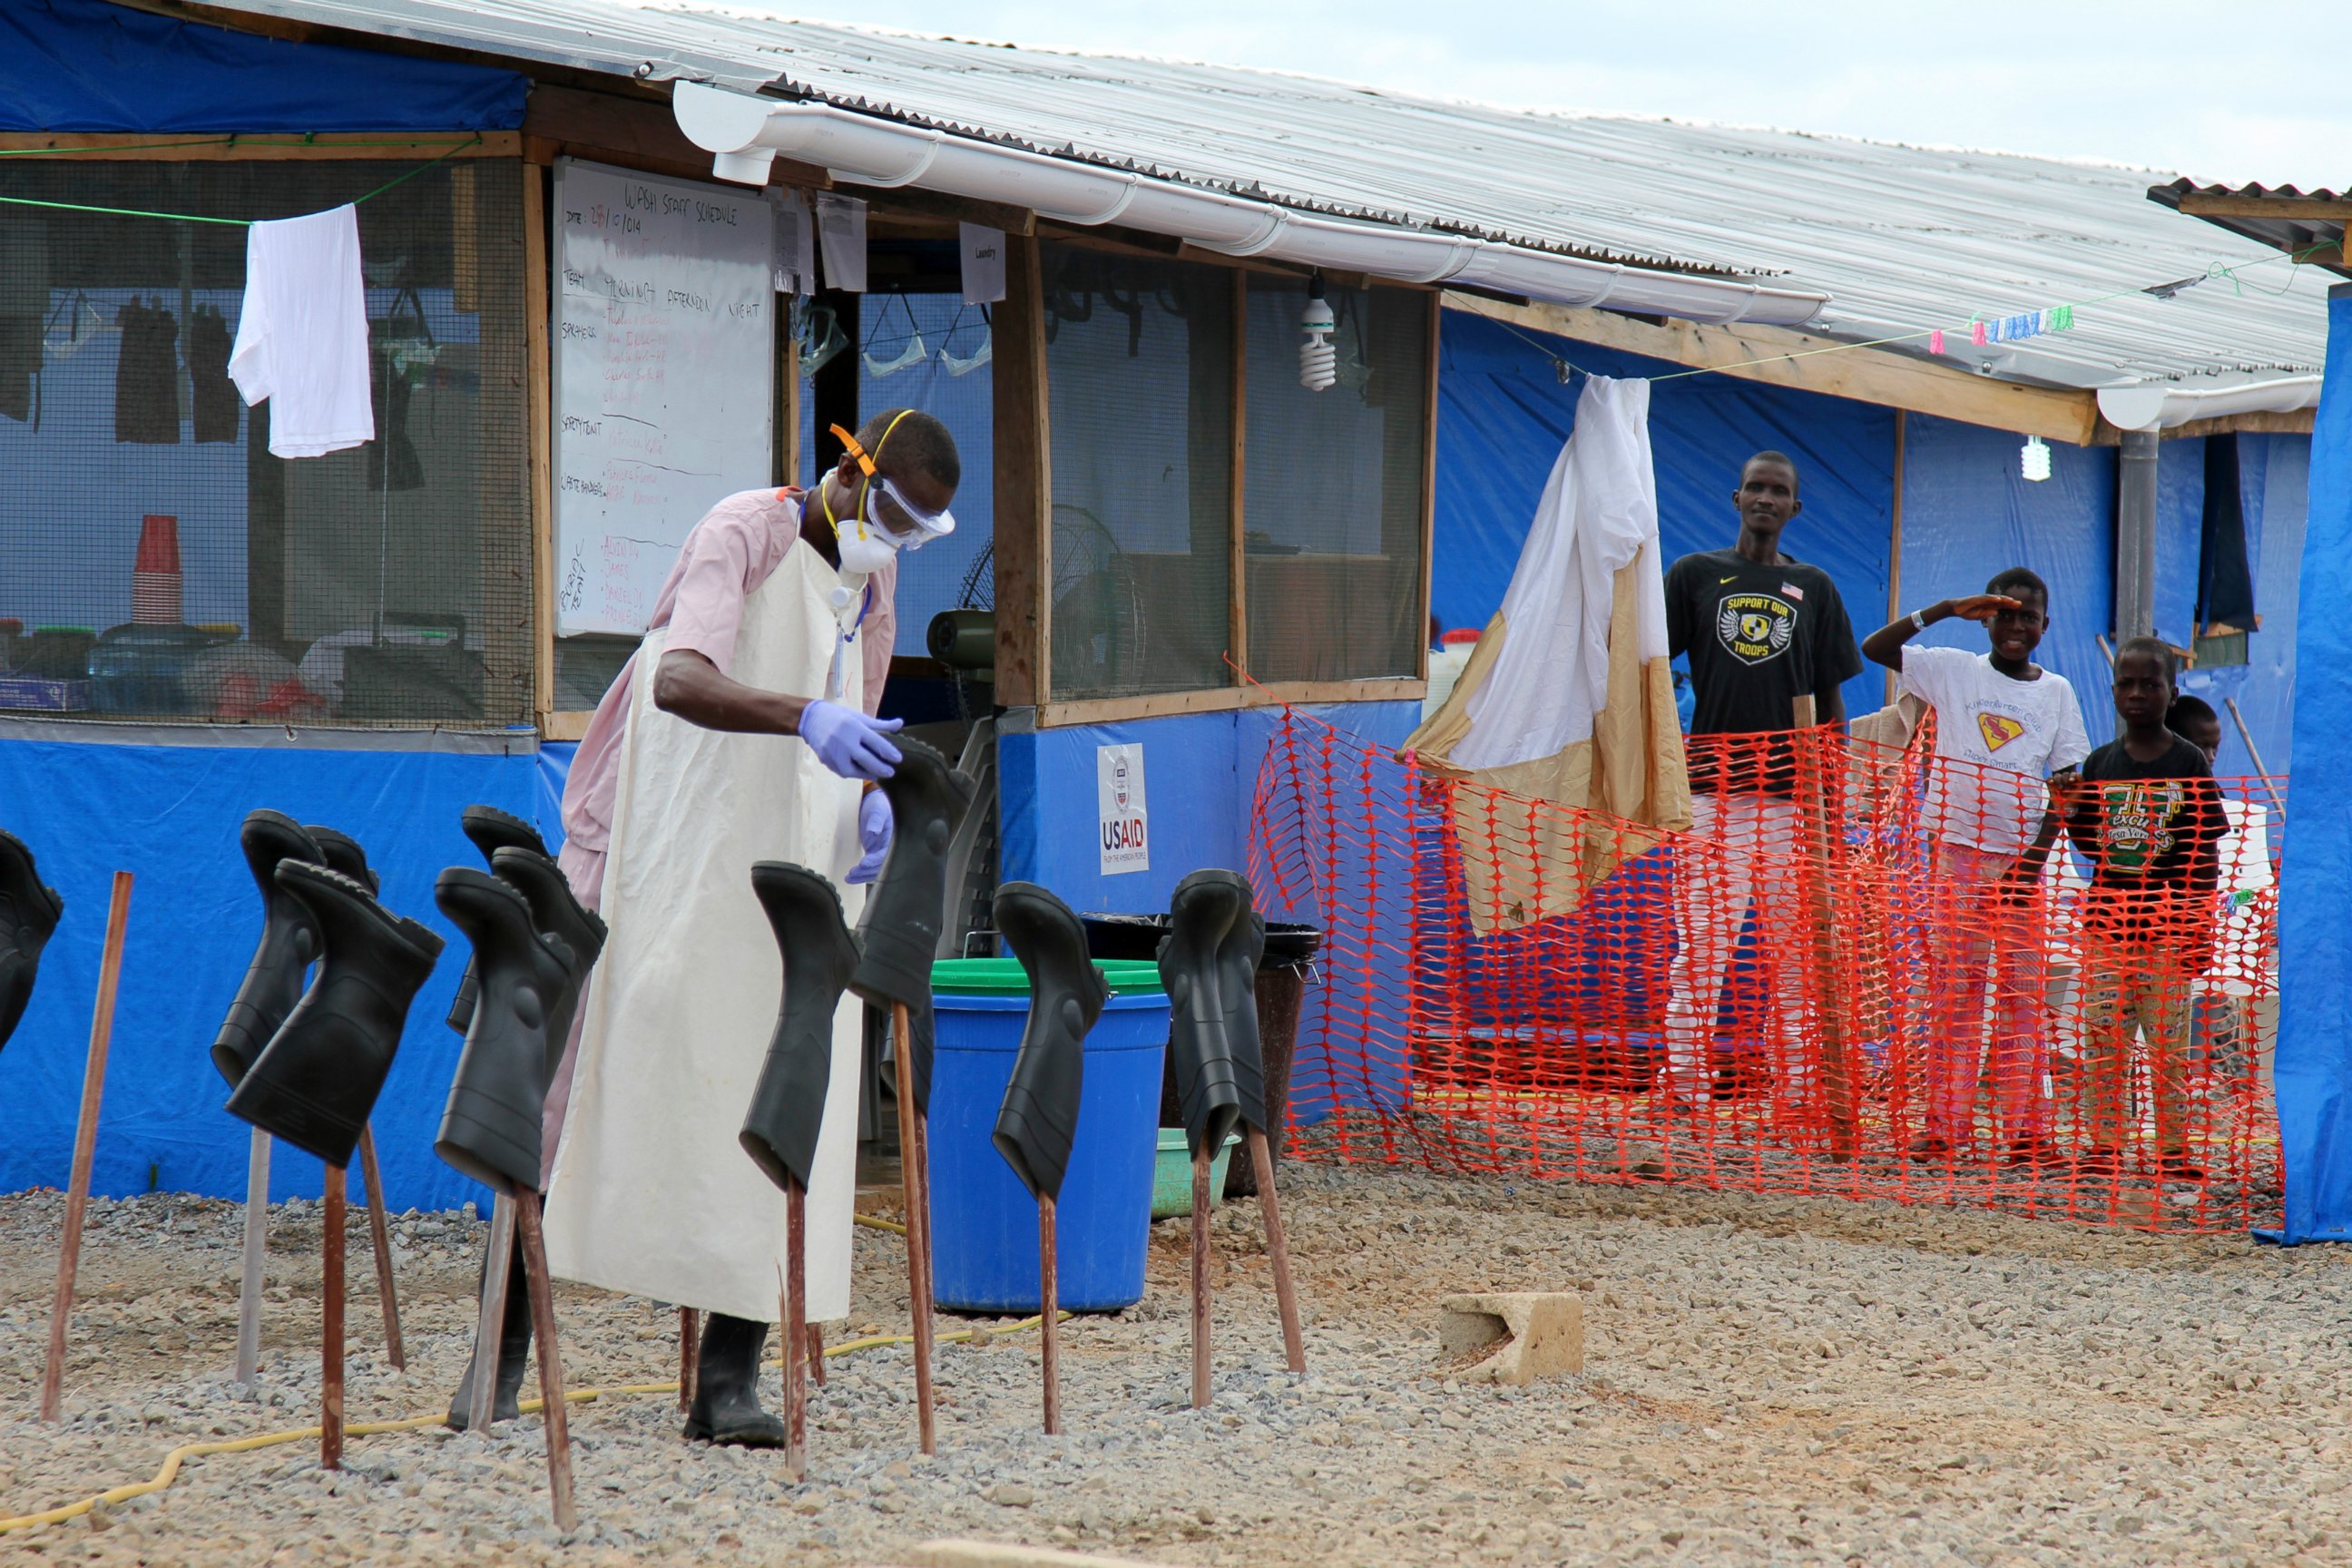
[0,219,47,426]
[366,284,430,492]
[187,304,240,443]
[114,299,181,444]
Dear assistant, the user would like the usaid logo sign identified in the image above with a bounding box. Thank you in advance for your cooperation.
[1096,742,1149,875]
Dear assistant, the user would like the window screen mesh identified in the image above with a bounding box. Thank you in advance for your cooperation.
[1043,244,1234,701]
[1243,278,1427,683]
[0,158,531,727]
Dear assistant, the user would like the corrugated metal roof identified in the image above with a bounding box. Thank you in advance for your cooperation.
[201,0,2331,389]
[2147,180,2351,283]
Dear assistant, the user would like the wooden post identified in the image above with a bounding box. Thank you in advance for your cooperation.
[782,1179,808,1480]
[806,1319,826,1387]
[1038,1195,1061,1435]
[1190,1150,1212,1409]
[991,232,1052,709]
[321,1163,347,1470]
[891,1001,936,1455]
[356,1123,405,1369]
[39,870,132,1423]
[512,1189,577,1531]
[235,1127,270,1385]
[524,157,556,726]
[466,1193,517,1433]
[1885,409,1906,708]
[1790,696,1857,1161]
[1247,1127,1306,1374]
[678,1308,699,1413]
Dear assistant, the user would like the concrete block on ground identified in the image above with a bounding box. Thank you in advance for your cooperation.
[1437,1291,1583,1385]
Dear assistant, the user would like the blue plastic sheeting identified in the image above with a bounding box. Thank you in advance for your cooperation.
[1892,414,2119,746]
[0,0,526,132]
[0,730,538,1212]
[1436,311,1896,724]
[2269,286,2352,1244]
[535,740,575,854]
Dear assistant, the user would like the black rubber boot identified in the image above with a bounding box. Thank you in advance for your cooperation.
[1157,868,1252,1162]
[0,828,64,1053]
[682,1312,786,1446]
[848,737,975,1019]
[1217,908,1269,1134]
[225,862,444,1168]
[446,806,549,1035]
[304,825,381,895]
[487,847,606,1083]
[211,810,327,1089]
[433,867,576,1193]
[993,882,1106,1203]
[740,862,861,1192]
[445,1224,531,1430]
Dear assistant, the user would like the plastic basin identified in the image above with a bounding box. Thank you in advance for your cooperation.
[1151,1128,1239,1220]
[927,981,1171,1314]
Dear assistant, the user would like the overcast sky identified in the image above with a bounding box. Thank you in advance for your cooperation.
[741,1,2349,189]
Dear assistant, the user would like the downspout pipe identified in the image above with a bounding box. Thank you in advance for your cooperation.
[2115,427,2161,642]
[673,82,1828,328]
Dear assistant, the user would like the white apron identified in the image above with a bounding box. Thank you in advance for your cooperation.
[543,541,867,1323]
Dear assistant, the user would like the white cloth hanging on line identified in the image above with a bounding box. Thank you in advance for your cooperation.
[1402,375,1690,932]
[770,189,816,296]
[229,203,374,459]
[815,192,867,293]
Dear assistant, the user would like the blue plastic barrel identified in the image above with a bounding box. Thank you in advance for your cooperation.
[927,989,1171,1313]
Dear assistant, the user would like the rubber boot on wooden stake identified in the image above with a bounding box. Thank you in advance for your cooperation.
[356,1124,406,1369]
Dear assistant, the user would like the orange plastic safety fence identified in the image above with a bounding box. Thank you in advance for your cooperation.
[1247,708,2284,1233]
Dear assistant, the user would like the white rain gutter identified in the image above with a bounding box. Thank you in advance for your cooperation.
[2096,375,2323,431]
[671,82,1829,328]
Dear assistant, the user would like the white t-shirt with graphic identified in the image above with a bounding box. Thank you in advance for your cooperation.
[1900,644,2092,854]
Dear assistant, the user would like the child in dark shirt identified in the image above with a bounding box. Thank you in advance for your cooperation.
[2058,638,2224,1179]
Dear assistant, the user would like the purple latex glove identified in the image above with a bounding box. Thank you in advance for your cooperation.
[799,698,902,782]
[848,789,894,886]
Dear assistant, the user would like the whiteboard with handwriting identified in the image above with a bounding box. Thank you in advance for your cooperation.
[553,159,774,636]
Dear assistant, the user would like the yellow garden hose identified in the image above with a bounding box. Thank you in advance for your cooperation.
[2,1304,1054,1534]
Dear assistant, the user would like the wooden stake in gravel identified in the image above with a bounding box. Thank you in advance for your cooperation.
[807,1319,825,1387]
[511,1187,577,1531]
[1247,1126,1307,1374]
[1039,1194,1061,1434]
[466,1192,517,1433]
[1191,1149,1213,1409]
[356,1123,405,1369]
[892,1000,937,1455]
[678,1307,699,1412]
[235,1127,270,1386]
[39,870,132,1424]
[780,1180,808,1480]
[321,1162,347,1469]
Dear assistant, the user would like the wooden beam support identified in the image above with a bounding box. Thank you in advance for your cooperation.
[1416,289,1440,680]
[993,233,1052,708]
[850,184,1036,237]
[2084,407,2318,445]
[1228,270,1250,686]
[1444,292,2102,446]
[0,132,517,161]
[1886,409,1906,708]
[1038,676,1426,730]
[2177,193,2352,220]
[523,84,831,187]
[524,162,557,726]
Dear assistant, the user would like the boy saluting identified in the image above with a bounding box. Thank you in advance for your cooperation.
[1864,568,2090,1165]
[2055,637,2225,1180]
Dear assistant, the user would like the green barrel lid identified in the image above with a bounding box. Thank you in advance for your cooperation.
[932,956,1166,996]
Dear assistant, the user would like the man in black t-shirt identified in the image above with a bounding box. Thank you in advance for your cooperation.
[2057,637,2224,1179]
[1656,451,1863,1112]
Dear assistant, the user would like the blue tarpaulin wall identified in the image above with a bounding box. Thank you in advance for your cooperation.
[0,729,539,1212]
[2271,283,2352,1243]
[0,0,527,132]
[1435,311,2308,772]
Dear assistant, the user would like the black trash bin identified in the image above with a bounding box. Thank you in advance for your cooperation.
[1081,911,1322,1199]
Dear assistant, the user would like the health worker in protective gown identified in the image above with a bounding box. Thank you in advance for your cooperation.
[528,408,958,1446]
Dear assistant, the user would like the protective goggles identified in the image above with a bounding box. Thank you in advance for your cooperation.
[831,417,956,549]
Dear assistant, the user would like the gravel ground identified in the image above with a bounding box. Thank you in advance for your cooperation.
[4,1164,2349,1567]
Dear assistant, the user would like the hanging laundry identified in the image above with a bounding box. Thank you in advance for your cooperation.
[114,299,181,444]
[186,304,240,443]
[0,219,47,426]
[366,285,429,492]
[230,203,374,459]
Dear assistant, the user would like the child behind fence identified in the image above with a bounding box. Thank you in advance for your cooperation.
[1862,567,2089,1167]
[2060,638,2225,1180]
